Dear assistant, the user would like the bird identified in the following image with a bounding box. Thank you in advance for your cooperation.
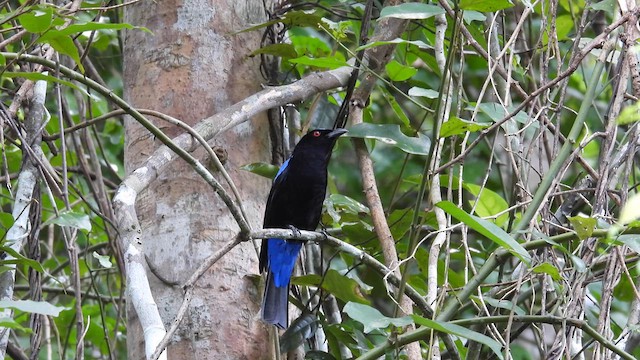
[259,128,347,329]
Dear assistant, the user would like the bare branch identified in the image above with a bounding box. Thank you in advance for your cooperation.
[0,78,47,357]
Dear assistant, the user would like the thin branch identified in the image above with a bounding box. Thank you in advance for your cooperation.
[357,315,636,360]
[434,9,638,175]
[452,316,636,360]
[511,42,611,234]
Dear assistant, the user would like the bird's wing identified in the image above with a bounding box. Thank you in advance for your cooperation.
[275,158,290,179]
[259,157,292,272]
[264,157,292,224]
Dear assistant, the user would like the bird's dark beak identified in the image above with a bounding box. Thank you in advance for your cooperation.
[328,128,348,139]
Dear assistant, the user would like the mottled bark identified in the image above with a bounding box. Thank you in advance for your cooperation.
[123,1,271,358]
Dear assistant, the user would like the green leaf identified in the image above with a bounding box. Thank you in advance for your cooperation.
[543,15,574,45]
[240,162,279,179]
[379,3,445,19]
[459,0,513,12]
[288,55,348,69]
[379,86,410,127]
[475,103,531,124]
[31,22,137,72]
[440,117,491,138]
[237,11,323,33]
[271,10,323,28]
[569,254,587,273]
[18,7,53,33]
[472,296,526,315]
[0,299,66,316]
[0,246,45,273]
[532,262,562,282]
[347,123,431,155]
[293,270,369,304]
[280,313,318,353]
[324,197,341,224]
[416,316,505,358]
[437,201,531,264]
[590,0,617,16]
[289,29,331,58]
[0,212,14,230]
[0,9,20,26]
[408,87,439,99]
[357,38,431,52]
[92,252,112,269]
[463,11,487,23]
[328,194,369,214]
[292,274,322,286]
[568,216,596,240]
[617,235,640,254]
[388,209,414,240]
[38,22,138,39]
[508,344,533,360]
[541,234,587,273]
[627,220,640,229]
[3,72,87,95]
[340,222,375,245]
[250,43,298,59]
[38,34,84,73]
[460,181,509,227]
[413,316,504,359]
[44,210,91,231]
[322,19,353,40]
[0,317,32,333]
[616,102,640,125]
[304,351,336,360]
[385,60,417,82]
[344,302,412,333]
[619,192,640,225]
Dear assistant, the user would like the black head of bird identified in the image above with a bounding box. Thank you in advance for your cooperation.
[289,128,348,162]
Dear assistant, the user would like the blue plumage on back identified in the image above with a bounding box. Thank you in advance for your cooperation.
[259,128,347,329]
[275,158,290,179]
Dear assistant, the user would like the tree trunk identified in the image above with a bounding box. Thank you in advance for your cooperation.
[123,1,271,358]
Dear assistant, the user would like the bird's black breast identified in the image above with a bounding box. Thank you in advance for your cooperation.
[263,159,328,231]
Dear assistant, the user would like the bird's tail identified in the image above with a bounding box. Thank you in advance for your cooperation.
[261,271,288,329]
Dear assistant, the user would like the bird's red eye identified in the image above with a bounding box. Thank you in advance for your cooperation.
[312,130,321,137]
